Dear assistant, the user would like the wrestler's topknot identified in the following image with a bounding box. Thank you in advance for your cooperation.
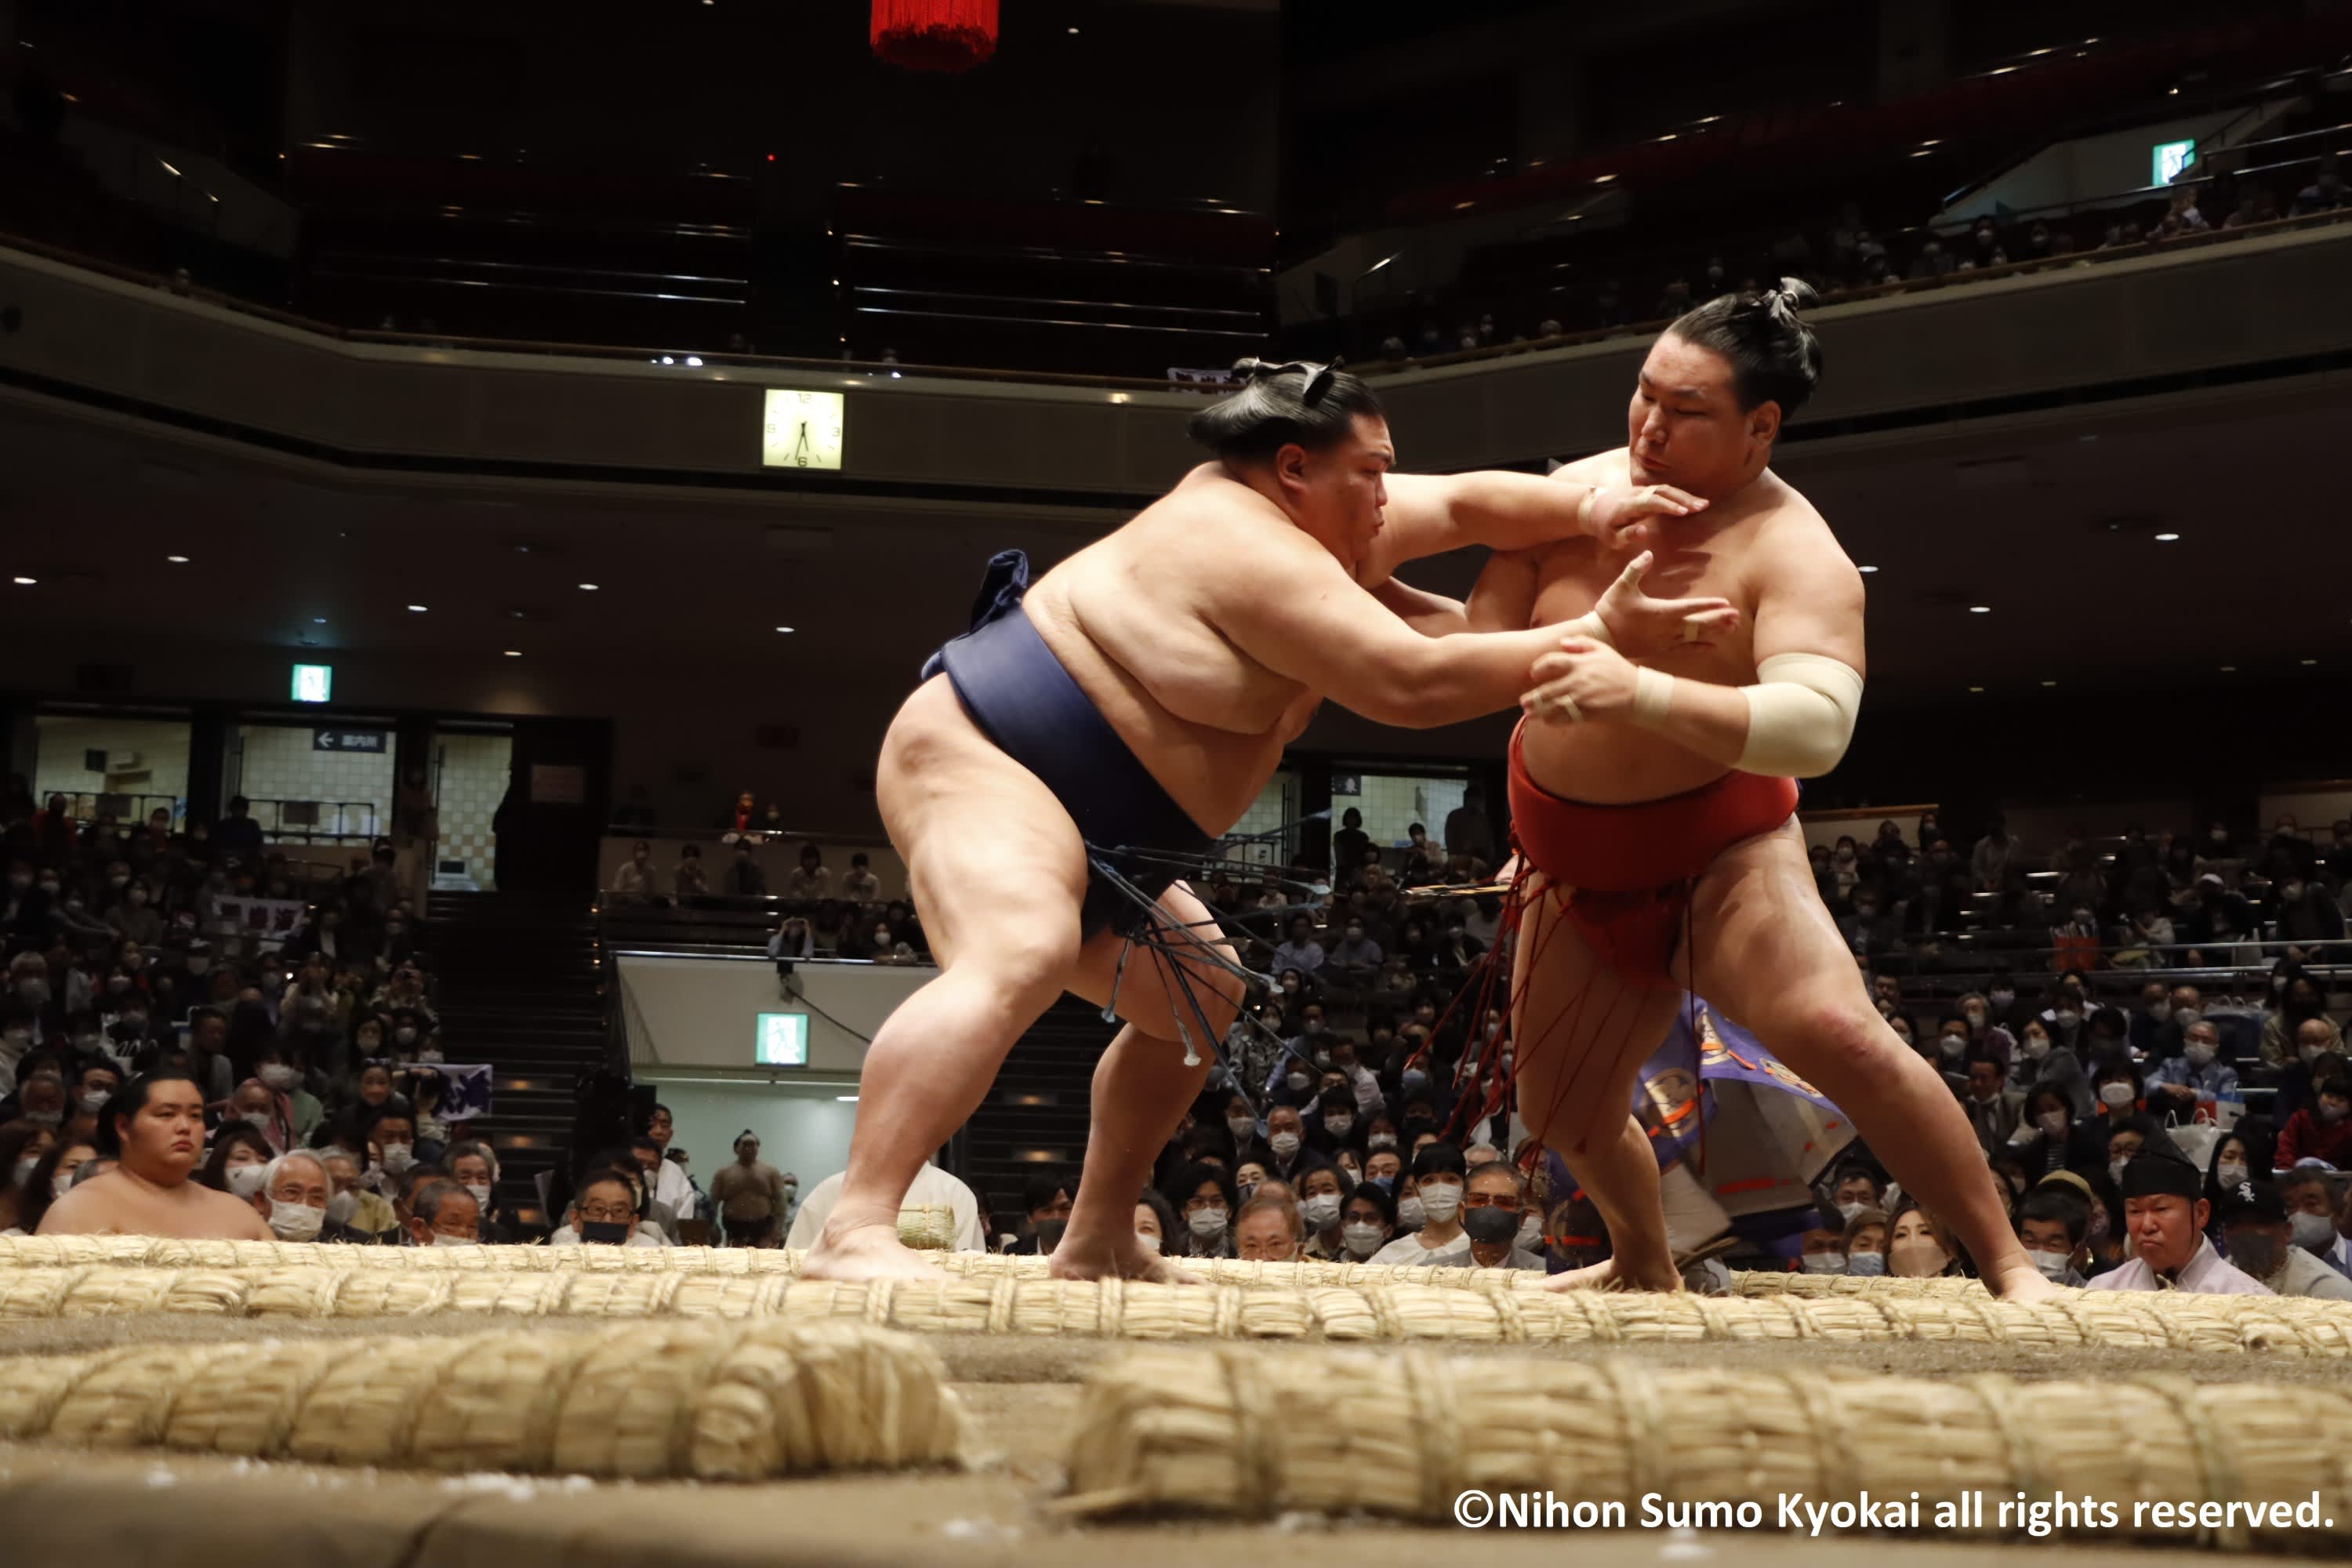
[1188,357,1385,463]
[1667,276,1824,422]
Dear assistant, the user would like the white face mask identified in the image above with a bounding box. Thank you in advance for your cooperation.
[1516,1214,1543,1252]
[2098,1083,2135,1109]
[12,1156,37,1187]
[1367,1134,1396,1151]
[1888,1238,1949,1278]
[1226,1117,1256,1142]
[1324,1115,1353,1137]
[2292,1212,2337,1253]
[1301,1192,1341,1230]
[1417,1182,1462,1224]
[1397,1196,1425,1229]
[380,1143,415,1173]
[430,1232,475,1247]
[2214,1162,2247,1188]
[2026,1249,2071,1281]
[2185,1044,2216,1068]
[2023,1036,2050,1060]
[1835,1200,1866,1221]
[1341,1221,1384,1258]
[1187,1207,1227,1240]
[2037,1111,2069,1138]
[2109,1158,2132,1186]
[51,1172,75,1200]
[463,1182,492,1209]
[77,1091,110,1115]
[326,1190,358,1225]
[226,1164,269,1200]
[1269,1132,1301,1160]
[268,1200,325,1241]
[1798,1254,1846,1275]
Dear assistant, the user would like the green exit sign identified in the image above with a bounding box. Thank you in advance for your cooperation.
[755,1011,809,1066]
[291,663,333,703]
[2153,139,2195,186]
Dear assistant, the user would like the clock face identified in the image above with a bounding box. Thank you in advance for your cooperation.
[760,388,847,471]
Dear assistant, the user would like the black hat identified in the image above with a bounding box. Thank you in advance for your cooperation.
[2118,1132,2204,1202]
[2215,1178,2288,1228]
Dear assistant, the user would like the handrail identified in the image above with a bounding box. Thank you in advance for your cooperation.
[1367,204,2352,378]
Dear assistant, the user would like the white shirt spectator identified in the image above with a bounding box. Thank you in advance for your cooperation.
[2086,1235,2271,1295]
[550,1222,666,1248]
[2253,1244,2352,1301]
[653,1159,695,1223]
[785,1161,987,1251]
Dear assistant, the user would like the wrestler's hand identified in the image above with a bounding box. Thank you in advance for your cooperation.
[1591,551,1741,656]
[1519,637,1638,725]
[1584,484,1708,550]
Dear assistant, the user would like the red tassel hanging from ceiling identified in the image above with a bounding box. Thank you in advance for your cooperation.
[871,0,1000,74]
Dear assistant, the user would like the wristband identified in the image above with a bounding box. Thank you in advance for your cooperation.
[1630,666,1675,728]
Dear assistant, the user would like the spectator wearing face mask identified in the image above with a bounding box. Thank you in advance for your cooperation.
[104,880,163,949]
[1294,1161,1353,1259]
[2008,1083,2085,1180]
[1269,917,1326,982]
[1884,1198,1958,1279]
[197,1120,276,1201]
[2275,1169,2351,1277]
[2013,1184,2092,1287]
[1261,1103,1319,1184]
[0,1119,56,1233]
[1958,1053,2022,1156]
[1337,1181,1395,1261]
[1457,1160,1545,1270]
[2260,973,2340,1068]
[1164,1161,1236,1258]
[1839,1207,1889,1276]
[2089,1141,2270,1295]
[2274,876,2345,962]
[2216,1179,2352,1300]
[553,1170,666,1247]
[400,1178,481,1248]
[1370,1142,1468,1265]
[2087,1056,2145,1125]
[2276,1080,2352,1171]
[245,1149,334,1242]
[442,1139,512,1243]
[317,1147,395,1240]
[13,1136,96,1238]
[1131,1186,1178,1257]
[1822,1164,1883,1226]
[2144,1019,2240,1117]
[1004,1172,1075,1255]
[5,1068,68,1132]
[1794,1224,1849,1276]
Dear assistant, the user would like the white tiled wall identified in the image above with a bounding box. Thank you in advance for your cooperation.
[32,717,192,822]
[1225,770,1296,867]
[435,732,512,891]
[233,724,393,840]
[1338,771,1468,851]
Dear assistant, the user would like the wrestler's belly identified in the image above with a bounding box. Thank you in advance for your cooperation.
[1518,718,1733,806]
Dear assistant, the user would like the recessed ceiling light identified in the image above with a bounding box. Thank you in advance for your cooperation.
[1968,685,1984,693]
[10,576,34,586]
[503,650,521,658]
[2153,532,2180,542]
[407,604,428,612]
[2219,665,2236,672]
[578,583,599,591]
[1857,564,1878,574]
[2040,680,2058,688]
[166,554,190,564]
[314,617,327,625]
[1968,605,1991,614]
[775,626,796,634]
[2300,658,2318,666]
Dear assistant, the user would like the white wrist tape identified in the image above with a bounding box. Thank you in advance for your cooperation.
[1734,652,1864,777]
[1558,610,1615,648]
[1631,666,1674,726]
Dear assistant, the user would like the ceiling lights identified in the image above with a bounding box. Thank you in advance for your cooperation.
[167,554,190,564]
[1857,564,1878,574]
[775,626,796,634]
[10,576,33,586]
[407,604,428,612]
[2153,532,2180,542]
[1968,605,1991,614]
[503,650,522,658]
[578,583,600,591]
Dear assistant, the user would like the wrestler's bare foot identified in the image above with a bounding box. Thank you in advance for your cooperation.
[798,1220,950,1283]
[1985,1262,2067,1304]
[1050,1226,1203,1285]
[1542,1253,1685,1294]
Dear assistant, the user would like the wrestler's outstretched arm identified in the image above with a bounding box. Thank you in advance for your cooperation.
[1516,527,1865,775]
[1365,473,1704,588]
[1214,532,1730,730]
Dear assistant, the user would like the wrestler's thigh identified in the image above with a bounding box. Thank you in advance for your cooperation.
[1512,874,1686,1149]
[879,679,1090,972]
[1067,882,1245,1040]
[1683,818,1872,1032]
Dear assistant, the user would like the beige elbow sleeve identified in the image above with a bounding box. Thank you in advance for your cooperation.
[1736,653,1864,777]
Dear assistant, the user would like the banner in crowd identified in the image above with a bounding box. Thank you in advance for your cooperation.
[210,896,307,952]
[431,1064,495,1121]
[1631,1001,1855,1219]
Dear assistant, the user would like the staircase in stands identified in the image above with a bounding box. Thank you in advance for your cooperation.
[959,996,1117,1233]
[426,891,607,1232]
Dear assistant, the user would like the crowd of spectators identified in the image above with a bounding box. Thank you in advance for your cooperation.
[0,779,539,1245]
[608,833,926,966]
[1365,157,2352,368]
